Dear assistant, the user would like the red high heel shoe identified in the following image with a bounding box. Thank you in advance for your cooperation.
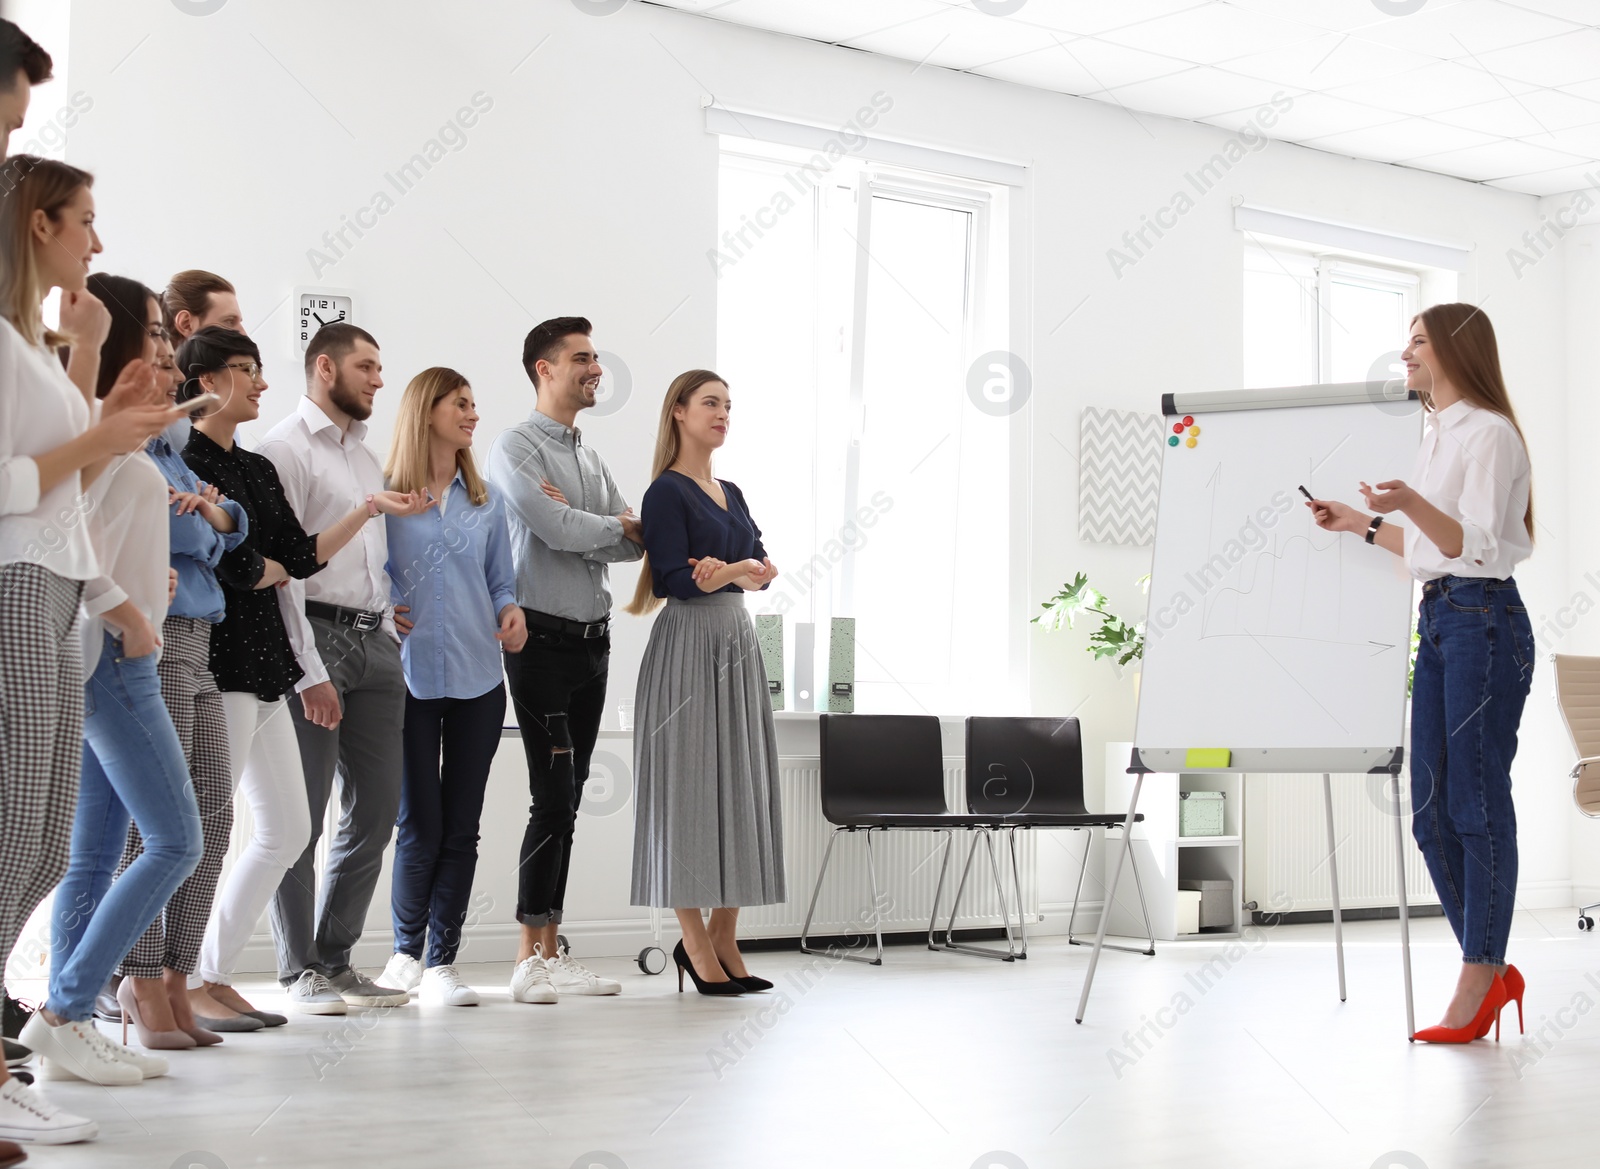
[1475,964,1524,1039]
[1414,976,1507,1044]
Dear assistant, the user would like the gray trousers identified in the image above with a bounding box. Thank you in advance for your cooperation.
[271,618,405,983]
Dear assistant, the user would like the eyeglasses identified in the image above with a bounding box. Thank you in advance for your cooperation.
[222,361,265,379]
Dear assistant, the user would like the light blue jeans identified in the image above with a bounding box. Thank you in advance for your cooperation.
[48,631,203,1022]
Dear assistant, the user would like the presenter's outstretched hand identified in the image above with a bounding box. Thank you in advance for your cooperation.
[1359,479,1415,514]
[1304,497,1366,534]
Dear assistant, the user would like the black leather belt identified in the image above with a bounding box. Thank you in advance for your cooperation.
[305,600,384,633]
[525,609,609,640]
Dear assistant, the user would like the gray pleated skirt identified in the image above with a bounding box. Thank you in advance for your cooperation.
[630,592,786,909]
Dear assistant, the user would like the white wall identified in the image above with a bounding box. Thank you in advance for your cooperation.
[53,0,1575,960]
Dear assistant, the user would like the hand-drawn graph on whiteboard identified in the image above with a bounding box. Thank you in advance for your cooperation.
[1135,388,1422,766]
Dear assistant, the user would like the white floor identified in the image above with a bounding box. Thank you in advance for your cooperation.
[11,909,1599,1169]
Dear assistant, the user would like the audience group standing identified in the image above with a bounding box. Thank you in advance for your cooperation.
[0,19,786,1160]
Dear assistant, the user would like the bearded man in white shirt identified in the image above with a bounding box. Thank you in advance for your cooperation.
[259,322,427,1012]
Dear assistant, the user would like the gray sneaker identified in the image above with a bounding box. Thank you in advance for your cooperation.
[327,968,409,1008]
[287,970,347,1015]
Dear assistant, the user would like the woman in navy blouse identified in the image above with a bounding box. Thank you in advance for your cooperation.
[623,370,784,996]
[381,368,525,1007]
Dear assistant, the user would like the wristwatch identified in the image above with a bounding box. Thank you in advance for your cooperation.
[1365,515,1384,544]
[366,493,379,519]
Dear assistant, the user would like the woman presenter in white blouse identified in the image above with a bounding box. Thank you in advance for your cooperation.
[1308,302,1534,1045]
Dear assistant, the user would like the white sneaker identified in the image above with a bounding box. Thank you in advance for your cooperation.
[287,970,348,1015]
[419,965,480,1007]
[380,953,423,993]
[546,945,621,996]
[508,955,557,1004]
[94,1029,169,1080]
[18,1014,140,1086]
[0,1077,98,1144]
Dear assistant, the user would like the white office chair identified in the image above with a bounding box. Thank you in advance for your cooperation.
[1552,654,1600,929]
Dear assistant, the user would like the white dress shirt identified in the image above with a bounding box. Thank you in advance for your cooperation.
[1403,398,1532,583]
[259,396,392,692]
[81,449,171,673]
[0,316,98,579]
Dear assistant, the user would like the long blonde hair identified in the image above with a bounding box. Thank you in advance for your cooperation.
[0,156,93,349]
[384,366,489,506]
[623,369,728,617]
[1413,303,1534,541]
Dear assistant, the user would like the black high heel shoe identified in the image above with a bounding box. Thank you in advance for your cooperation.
[718,959,772,992]
[674,942,745,996]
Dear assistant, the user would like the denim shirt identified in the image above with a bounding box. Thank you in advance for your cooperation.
[147,425,249,623]
[385,473,518,701]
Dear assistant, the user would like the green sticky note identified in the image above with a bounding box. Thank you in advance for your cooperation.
[1185,748,1232,769]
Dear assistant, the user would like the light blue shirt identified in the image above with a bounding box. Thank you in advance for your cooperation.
[385,472,518,701]
[147,426,249,623]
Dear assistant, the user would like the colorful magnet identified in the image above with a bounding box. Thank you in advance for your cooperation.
[1189,426,1200,436]
[1186,437,1197,448]
[1182,415,1194,426]
[1173,422,1185,434]
[1168,435,1179,446]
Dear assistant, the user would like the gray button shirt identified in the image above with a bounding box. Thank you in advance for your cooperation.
[486,408,643,622]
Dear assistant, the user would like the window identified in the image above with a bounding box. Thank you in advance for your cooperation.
[713,140,1015,714]
[1244,245,1421,390]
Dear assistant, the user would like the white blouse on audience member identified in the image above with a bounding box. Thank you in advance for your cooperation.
[80,449,171,674]
[0,316,98,579]
[1402,398,1533,584]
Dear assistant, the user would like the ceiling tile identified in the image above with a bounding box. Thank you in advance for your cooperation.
[1351,0,1581,58]
[1485,162,1600,194]
[987,0,1214,37]
[1433,89,1600,136]
[1326,59,1537,115]
[1221,30,1436,88]
[1096,3,1317,64]
[1300,118,1500,162]
[842,5,1064,73]
[1468,27,1600,85]
[1000,33,1198,91]
[1206,90,1409,139]
[1401,137,1589,179]
[1532,121,1600,154]
[1494,0,1600,23]
[663,0,947,45]
[1092,65,1298,118]
[1222,0,1466,34]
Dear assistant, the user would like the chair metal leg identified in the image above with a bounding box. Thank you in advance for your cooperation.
[1066,828,1092,944]
[800,828,842,958]
[1323,772,1347,1003]
[926,831,957,949]
[1077,773,1143,1023]
[1068,824,1156,956]
[937,830,1016,962]
[861,828,885,965]
[800,827,884,965]
[1005,827,1029,958]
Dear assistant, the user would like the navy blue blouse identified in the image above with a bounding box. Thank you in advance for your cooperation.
[641,471,768,600]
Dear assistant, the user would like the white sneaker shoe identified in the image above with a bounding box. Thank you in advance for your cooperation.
[508,955,557,1004]
[380,953,423,993]
[287,970,348,1015]
[546,945,621,996]
[0,1076,99,1144]
[94,1029,168,1080]
[18,1014,140,1086]
[419,965,480,1007]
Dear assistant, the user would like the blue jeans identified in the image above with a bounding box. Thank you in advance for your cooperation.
[392,684,506,967]
[1410,575,1534,966]
[49,632,203,1021]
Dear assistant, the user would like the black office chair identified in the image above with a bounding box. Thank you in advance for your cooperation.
[949,715,1154,958]
[800,714,1007,965]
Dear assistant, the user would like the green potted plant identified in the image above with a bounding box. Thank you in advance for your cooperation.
[1033,573,1148,682]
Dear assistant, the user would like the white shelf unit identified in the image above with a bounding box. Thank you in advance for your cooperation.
[1102,742,1243,942]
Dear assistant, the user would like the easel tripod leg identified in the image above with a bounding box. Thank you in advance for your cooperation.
[1323,772,1346,1003]
[1076,773,1143,1024]
[1391,771,1416,1038]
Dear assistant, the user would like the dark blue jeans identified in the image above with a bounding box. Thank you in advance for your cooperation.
[1410,575,1534,966]
[393,683,507,967]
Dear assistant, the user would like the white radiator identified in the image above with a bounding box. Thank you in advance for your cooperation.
[739,756,1039,939]
[1243,773,1439,914]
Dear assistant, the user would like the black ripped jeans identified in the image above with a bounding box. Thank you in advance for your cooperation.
[503,620,609,927]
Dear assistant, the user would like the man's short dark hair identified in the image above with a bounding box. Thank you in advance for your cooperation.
[304,321,378,380]
[176,327,261,402]
[0,21,53,89]
[522,316,591,387]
